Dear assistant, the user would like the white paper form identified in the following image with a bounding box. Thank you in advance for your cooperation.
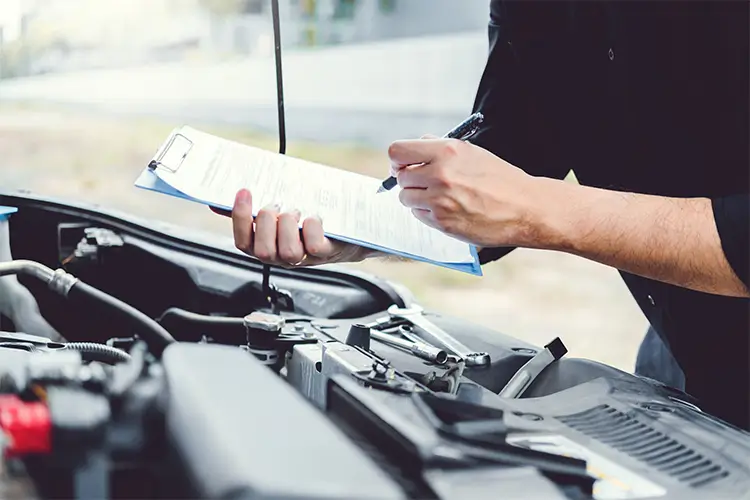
[137,126,481,273]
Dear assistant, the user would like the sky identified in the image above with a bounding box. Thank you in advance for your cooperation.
[0,0,23,42]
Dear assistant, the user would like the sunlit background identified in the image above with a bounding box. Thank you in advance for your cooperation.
[0,0,647,371]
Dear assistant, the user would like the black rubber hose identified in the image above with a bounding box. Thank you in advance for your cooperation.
[157,307,315,343]
[65,342,131,364]
[67,281,175,356]
[157,307,244,342]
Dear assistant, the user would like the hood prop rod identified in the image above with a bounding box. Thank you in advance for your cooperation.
[261,0,288,314]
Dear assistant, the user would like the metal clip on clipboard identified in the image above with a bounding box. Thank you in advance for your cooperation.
[147,128,296,314]
[148,132,194,173]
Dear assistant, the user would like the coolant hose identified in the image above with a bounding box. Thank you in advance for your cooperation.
[157,307,315,343]
[65,342,131,364]
[158,307,245,342]
[0,260,176,356]
[67,281,175,356]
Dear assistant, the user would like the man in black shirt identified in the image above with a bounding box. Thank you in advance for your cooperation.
[225,2,750,429]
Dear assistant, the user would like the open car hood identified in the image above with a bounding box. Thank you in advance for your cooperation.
[0,189,746,500]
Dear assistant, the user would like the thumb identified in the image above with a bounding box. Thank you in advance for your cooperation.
[389,161,403,178]
[389,133,439,176]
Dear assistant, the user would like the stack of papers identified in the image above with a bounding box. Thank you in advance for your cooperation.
[134,126,481,275]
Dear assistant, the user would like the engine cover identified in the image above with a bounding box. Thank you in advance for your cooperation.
[160,342,405,499]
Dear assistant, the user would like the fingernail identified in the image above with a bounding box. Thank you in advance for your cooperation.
[312,214,323,224]
[236,189,251,206]
[263,202,281,212]
[291,209,301,221]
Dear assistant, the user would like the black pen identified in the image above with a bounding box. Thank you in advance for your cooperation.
[376,112,485,194]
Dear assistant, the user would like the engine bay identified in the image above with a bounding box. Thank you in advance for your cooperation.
[0,192,748,500]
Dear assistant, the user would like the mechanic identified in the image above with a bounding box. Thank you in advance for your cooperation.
[223,2,750,429]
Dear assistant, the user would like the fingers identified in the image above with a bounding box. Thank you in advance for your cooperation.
[387,134,444,177]
[388,138,442,167]
[277,210,305,264]
[397,163,440,189]
[232,189,254,253]
[389,162,406,178]
[390,156,421,177]
[253,202,280,262]
[301,216,337,258]
[231,189,336,267]
[410,208,440,230]
[398,186,431,209]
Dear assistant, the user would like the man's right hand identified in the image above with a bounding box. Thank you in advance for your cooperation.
[215,189,375,268]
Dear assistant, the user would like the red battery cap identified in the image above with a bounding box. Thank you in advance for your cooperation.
[0,395,51,457]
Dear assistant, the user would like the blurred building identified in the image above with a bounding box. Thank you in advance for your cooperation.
[281,0,489,47]
[0,0,489,76]
[211,0,489,51]
[0,0,208,75]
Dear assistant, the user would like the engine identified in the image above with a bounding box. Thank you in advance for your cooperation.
[0,200,748,500]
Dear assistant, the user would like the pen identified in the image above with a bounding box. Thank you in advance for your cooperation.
[376,112,485,193]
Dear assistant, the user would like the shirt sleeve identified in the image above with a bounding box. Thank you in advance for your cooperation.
[712,193,750,289]
[473,2,570,264]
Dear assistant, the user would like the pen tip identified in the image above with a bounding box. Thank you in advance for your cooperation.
[376,186,386,194]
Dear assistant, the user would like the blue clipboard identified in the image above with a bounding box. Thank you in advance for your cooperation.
[134,131,482,276]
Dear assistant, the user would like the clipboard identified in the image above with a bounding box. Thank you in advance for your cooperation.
[135,127,483,277]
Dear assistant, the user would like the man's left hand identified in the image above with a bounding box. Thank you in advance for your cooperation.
[388,137,558,249]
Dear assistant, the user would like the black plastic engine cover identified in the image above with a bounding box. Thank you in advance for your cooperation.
[160,342,405,499]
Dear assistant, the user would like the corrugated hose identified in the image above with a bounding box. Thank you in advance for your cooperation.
[64,342,132,364]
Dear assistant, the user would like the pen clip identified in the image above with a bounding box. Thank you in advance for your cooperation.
[457,123,481,141]
[447,112,484,142]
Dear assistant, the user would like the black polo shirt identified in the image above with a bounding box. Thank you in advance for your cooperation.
[473,1,750,429]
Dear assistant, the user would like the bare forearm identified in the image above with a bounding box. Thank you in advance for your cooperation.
[537,178,749,298]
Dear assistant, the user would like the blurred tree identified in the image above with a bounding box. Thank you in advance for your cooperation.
[333,0,356,19]
[300,0,317,19]
[199,0,265,15]
[378,0,396,14]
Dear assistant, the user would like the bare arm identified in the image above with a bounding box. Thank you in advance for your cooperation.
[541,179,749,298]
